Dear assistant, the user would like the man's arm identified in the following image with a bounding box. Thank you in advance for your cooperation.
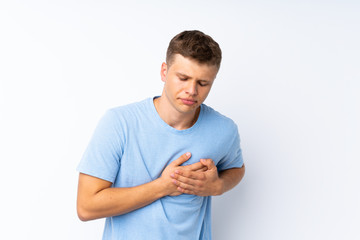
[217,166,245,194]
[77,152,205,221]
[170,159,245,196]
[77,173,167,221]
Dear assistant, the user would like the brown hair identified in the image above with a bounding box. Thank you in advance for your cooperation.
[166,30,222,70]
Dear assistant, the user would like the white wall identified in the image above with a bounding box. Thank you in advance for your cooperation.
[0,1,358,239]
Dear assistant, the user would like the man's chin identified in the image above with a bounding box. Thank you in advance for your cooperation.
[178,105,200,114]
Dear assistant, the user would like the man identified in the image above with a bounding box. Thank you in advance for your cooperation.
[77,30,245,239]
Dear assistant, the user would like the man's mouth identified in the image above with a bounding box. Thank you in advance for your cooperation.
[180,98,197,105]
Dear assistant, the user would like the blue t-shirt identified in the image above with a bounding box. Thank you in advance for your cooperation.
[77,97,244,240]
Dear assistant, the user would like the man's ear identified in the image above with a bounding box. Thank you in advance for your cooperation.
[160,62,167,82]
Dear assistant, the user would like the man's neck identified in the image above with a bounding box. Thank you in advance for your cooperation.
[153,96,200,131]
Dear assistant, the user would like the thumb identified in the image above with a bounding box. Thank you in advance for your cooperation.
[171,152,191,166]
[200,158,215,170]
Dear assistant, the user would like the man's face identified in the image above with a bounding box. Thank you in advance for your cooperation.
[160,54,218,115]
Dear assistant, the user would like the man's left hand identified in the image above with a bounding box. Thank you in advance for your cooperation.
[170,159,223,196]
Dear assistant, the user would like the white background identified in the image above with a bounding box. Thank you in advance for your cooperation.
[0,1,359,239]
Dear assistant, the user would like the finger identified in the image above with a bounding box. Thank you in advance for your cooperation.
[200,158,216,170]
[184,161,205,171]
[196,166,208,172]
[174,170,206,181]
[172,173,199,186]
[170,152,191,166]
[177,187,195,195]
[185,170,205,180]
[172,179,196,191]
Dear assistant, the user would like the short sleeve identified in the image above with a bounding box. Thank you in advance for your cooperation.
[217,124,244,171]
[76,109,125,183]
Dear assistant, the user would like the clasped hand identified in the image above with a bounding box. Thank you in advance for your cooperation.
[160,152,222,197]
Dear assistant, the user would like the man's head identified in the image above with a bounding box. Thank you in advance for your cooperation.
[166,30,222,71]
[159,30,221,116]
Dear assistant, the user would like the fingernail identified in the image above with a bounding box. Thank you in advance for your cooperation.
[186,152,191,157]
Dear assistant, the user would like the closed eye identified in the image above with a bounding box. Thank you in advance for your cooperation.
[198,81,209,87]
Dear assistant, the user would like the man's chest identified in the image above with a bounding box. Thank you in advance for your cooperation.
[114,127,229,187]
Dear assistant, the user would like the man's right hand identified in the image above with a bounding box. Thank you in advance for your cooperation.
[159,152,207,196]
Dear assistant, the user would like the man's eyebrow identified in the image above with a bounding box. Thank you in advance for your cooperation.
[176,72,190,78]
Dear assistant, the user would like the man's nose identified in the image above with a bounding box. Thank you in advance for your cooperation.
[185,81,198,96]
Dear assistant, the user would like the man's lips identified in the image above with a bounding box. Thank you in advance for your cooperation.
[180,98,197,105]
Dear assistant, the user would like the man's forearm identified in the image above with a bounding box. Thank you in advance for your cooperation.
[217,165,245,195]
[77,177,167,221]
[77,152,202,221]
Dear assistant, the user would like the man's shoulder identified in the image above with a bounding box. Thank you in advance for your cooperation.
[201,104,241,148]
[99,98,152,127]
[201,104,238,130]
[106,98,151,118]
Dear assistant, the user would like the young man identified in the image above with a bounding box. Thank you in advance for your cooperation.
[77,30,245,239]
